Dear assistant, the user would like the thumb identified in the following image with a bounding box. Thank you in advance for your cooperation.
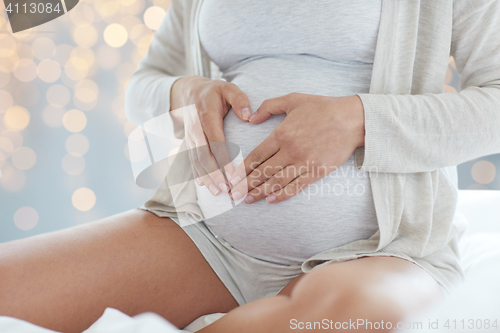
[249,93,297,124]
[220,82,253,121]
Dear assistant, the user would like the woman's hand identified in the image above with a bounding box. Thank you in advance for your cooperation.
[229,93,365,204]
[170,76,252,196]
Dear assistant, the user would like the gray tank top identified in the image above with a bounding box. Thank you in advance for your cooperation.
[197,0,382,265]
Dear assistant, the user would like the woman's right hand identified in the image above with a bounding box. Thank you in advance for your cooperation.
[170,76,252,196]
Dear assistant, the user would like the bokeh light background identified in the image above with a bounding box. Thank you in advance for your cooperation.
[0,3,499,242]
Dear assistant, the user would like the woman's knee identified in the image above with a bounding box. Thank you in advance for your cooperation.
[288,263,407,327]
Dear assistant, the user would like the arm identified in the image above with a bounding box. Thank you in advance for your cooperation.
[125,0,187,127]
[355,0,500,173]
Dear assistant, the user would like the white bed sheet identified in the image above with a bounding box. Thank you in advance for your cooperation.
[1,190,499,333]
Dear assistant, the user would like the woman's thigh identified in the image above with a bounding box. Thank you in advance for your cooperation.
[0,209,238,332]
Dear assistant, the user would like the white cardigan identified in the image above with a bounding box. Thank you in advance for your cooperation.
[125,0,500,294]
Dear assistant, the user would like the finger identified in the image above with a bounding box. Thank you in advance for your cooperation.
[249,93,300,124]
[190,146,216,193]
[266,172,320,204]
[220,82,253,121]
[231,152,288,199]
[229,136,280,187]
[198,114,231,193]
[196,144,229,194]
[244,165,303,204]
[210,140,236,182]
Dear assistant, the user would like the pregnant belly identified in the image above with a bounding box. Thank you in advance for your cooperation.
[197,56,379,265]
[198,114,379,265]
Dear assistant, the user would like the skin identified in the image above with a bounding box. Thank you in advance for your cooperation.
[0,77,444,332]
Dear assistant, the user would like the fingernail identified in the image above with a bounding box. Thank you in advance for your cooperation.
[241,107,251,120]
[209,184,221,196]
[219,183,229,193]
[248,113,256,122]
[267,194,276,203]
[225,171,232,180]
[244,196,254,204]
[232,191,242,201]
[230,176,242,186]
[196,178,203,186]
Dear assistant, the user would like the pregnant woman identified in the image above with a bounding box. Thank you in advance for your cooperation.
[1,0,500,332]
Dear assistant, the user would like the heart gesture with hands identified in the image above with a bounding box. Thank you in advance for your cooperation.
[228,93,366,205]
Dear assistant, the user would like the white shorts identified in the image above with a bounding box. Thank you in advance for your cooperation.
[178,219,303,306]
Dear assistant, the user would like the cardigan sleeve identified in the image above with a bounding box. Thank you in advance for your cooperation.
[125,0,187,127]
[355,0,500,173]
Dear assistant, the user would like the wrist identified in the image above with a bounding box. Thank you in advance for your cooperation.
[350,95,365,147]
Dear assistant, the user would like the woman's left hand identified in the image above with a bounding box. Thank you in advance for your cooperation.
[229,93,366,204]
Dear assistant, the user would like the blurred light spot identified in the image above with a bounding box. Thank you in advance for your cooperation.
[32,37,56,60]
[0,36,16,58]
[62,154,86,175]
[53,44,74,66]
[137,34,154,56]
[4,106,30,131]
[96,45,121,69]
[0,150,5,168]
[144,6,165,30]
[73,24,98,48]
[95,0,119,19]
[443,85,457,93]
[0,90,13,113]
[1,130,23,150]
[128,126,145,142]
[42,106,65,127]
[0,137,14,154]
[13,59,37,82]
[14,207,39,230]
[0,70,10,88]
[72,187,96,211]
[104,24,128,48]
[74,79,99,103]
[471,160,496,185]
[12,28,35,42]
[63,109,87,133]
[15,43,34,61]
[119,0,136,6]
[131,49,144,66]
[14,83,40,107]
[47,84,71,107]
[124,0,145,15]
[70,47,95,68]
[70,4,94,26]
[2,57,16,73]
[64,57,89,81]
[0,165,26,191]
[152,0,170,8]
[123,120,137,137]
[11,146,36,170]
[120,15,142,33]
[130,24,148,45]
[37,59,62,83]
[66,133,89,156]
[82,4,96,22]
